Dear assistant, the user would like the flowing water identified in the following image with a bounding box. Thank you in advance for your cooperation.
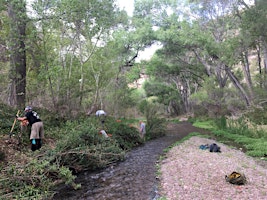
[53,122,208,200]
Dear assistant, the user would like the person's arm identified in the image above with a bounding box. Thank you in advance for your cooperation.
[17,116,27,121]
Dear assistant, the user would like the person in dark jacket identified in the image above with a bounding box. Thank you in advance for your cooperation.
[17,106,44,151]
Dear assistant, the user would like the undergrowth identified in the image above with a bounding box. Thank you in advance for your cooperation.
[0,103,165,199]
[193,118,267,160]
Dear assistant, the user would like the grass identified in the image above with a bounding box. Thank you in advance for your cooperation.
[193,120,216,130]
[193,120,267,161]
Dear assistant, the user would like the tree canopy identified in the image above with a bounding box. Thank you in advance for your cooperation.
[0,0,266,118]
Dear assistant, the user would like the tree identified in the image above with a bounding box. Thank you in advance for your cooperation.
[22,0,128,114]
[7,0,27,108]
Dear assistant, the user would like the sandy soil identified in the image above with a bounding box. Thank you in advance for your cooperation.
[159,136,267,200]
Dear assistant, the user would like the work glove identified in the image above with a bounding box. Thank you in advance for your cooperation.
[32,139,36,145]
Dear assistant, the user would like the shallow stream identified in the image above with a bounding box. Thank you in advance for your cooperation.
[53,122,207,200]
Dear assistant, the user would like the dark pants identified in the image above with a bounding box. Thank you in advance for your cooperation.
[31,139,42,151]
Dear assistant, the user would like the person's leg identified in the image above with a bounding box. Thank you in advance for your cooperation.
[30,123,41,151]
[38,122,44,138]
[31,139,37,151]
[36,139,42,150]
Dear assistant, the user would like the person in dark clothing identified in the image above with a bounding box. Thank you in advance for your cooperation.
[17,106,44,151]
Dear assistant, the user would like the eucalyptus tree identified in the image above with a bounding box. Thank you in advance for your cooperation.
[0,6,11,103]
[2,0,28,108]
[238,0,267,95]
[188,0,267,107]
[145,21,208,115]
[23,0,129,114]
[136,0,256,117]
[133,0,209,115]
[99,1,159,117]
[184,0,255,108]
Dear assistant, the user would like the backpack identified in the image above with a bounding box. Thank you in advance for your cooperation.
[209,143,221,152]
[225,171,247,185]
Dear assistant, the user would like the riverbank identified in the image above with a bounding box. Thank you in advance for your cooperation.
[159,136,267,199]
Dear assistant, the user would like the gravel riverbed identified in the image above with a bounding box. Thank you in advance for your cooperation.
[159,136,267,200]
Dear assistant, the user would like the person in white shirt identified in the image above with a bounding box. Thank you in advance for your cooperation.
[139,121,146,138]
[96,110,106,128]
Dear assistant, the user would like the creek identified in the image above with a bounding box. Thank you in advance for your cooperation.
[53,122,207,200]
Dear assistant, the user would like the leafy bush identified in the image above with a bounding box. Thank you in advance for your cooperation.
[107,121,143,150]
[146,117,166,139]
[138,100,166,139]
[214,116,227,129]
[244,106,267,125]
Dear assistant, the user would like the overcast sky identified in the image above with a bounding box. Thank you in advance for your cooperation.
[25,0,159,61]
[116,0,134,16]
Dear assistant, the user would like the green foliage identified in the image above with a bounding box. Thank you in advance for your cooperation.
[244,107,267,125]
[193,120,216,130]
[0,159,76,199]
[146,117,166,139]
[52,118,125,171]
[43,116,144,174]
[211,128,267,158]
[107,121,143,151]
[139,100,166,139]
[143,81,183,115]
[214,116,227,129]
[226,116,267,138]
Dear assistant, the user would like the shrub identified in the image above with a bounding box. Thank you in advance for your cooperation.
[138,100,166,139]
[0,159,76,199]
[244,106,267,125]
[107,121,143,150]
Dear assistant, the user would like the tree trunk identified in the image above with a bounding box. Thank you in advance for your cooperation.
[7,0,27,108]
[260,38,267,88]
[225,65,251,106]
[242,50,254,100]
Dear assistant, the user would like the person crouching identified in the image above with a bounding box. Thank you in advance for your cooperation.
[17,106,44,151]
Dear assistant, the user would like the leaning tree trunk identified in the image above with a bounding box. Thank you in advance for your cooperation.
[225,65,251,106]
[7,0,27,108]
[260,38,267,89]
[242,50,254,101]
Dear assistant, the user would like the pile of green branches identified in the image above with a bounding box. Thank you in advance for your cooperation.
[52,117,143,172]
[0,103,165,199]
[0,156,77,199]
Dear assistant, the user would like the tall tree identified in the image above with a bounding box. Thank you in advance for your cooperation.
[24,0,127,114]
[7,0,27,107]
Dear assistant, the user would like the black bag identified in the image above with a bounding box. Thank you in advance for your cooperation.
[225,171,247,185]
[209,143,221,152]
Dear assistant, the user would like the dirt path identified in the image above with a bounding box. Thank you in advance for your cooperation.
[53,122,210,200]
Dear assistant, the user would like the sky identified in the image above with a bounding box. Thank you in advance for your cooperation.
[26,0,254,62]
[116,0,160,61]
[26,0,158,61]
[116,0,134,16]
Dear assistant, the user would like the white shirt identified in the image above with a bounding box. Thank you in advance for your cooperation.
[95,110,106,116]
[100,130,108,138]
